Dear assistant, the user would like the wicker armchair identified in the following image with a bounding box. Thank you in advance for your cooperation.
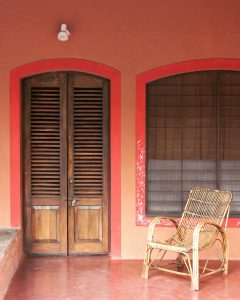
[142,187,232,290]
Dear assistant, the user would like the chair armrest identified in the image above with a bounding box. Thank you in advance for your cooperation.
[147,217,178,242]
[193,222,226,251]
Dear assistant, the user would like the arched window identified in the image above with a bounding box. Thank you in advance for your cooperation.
[146,70,240,217]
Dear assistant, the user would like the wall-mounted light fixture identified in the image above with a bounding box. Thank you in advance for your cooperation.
[57,24,70,42]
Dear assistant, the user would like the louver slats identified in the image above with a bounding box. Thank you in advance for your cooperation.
[73,88,103,198]
[31,87,61,198]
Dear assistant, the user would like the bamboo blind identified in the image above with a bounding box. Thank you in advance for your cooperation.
[146,71,240,216]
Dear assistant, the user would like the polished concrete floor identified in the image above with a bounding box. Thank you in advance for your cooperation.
[4,257,240,300]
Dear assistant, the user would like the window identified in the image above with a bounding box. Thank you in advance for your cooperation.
[146,70,240,217]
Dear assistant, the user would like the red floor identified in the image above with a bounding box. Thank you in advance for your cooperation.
[4,257,240,300]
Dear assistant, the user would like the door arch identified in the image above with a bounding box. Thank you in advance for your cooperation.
[10,59,121,257]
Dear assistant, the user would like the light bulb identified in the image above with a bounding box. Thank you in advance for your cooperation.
[57,24,70,42]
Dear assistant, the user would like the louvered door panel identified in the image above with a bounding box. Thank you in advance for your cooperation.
[23,73,67,255]
[73,87,103,198]
[68,73,110,254]
[31,87,61,198]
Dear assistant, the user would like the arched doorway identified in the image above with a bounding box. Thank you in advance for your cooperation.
[10,59,121,257]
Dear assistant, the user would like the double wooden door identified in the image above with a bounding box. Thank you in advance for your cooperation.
[22,72,110,255]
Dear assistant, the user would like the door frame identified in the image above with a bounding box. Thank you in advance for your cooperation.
[10,59,121,258]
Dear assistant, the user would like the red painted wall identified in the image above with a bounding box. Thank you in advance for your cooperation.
[1,0,240,258]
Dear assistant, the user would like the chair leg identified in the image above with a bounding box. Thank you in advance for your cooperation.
[223,233,229,276]
[223,259,228,276]
[176,254,184,271]
[142,245,151,279]
[192,248,199,291]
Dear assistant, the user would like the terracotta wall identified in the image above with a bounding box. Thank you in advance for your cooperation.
[1,0,240,258]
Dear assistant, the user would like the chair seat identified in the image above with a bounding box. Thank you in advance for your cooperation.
[148,240,190,253]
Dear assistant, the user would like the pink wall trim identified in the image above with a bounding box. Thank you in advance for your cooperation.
[136,59,240,228]
[10,58,121,257]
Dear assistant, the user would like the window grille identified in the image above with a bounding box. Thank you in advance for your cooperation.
[146,71,240,217]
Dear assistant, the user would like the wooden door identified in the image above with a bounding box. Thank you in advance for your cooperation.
[22,72,110,255]
[67,73,109,254]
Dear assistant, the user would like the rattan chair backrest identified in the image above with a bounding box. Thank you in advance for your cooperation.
[175,187,232,249]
